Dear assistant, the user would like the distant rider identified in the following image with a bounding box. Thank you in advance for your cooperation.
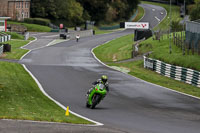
[87,75,109,96]
[76,34,80,42]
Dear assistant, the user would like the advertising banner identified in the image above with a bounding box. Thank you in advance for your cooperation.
[125,22,149,29]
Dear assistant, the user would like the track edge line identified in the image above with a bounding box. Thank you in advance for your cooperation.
[91,41,200,101]
[22,65,104,126]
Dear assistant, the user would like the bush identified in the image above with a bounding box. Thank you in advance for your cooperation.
[190,5,200,21]
[171,20,183,32]
[24,18,51,26]
[187,4,195,14]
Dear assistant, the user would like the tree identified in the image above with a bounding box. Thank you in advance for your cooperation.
[56,0,83,24]
[190,0,200,20]
[31,0,84,26]
[30,0,46,18]
[194,0,200,4]
[126,0,140,19]
[76,0,140,24]
[77,0,110,24]
[110,0,127,20]
[31,0,57,19]
[31,0,140,26]
[176,0,194,4]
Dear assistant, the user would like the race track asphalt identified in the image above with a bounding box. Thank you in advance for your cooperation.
[15,4,200,133]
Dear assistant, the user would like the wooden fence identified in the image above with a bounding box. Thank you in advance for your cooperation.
[153,30,200,56]
[173,32,200,55]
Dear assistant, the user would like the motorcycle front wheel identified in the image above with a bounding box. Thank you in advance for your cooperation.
[91,94,101,109]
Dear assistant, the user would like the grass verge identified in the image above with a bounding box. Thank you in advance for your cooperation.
[133,6,145,22]
[8,21,51,32]
[141,1,182,30]
[93,34,134,62]
[0,40,29,60]
[0,62,92,124]
[93,33,200,98]
[139,34,200,71]
[107,61,200,98]
[6,32,24,40]
[1,32,36,59]
[94,29,113,35]
[0,33,92,124]
[28,37,35,41]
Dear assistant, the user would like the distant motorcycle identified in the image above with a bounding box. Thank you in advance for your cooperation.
[86,83,107,109]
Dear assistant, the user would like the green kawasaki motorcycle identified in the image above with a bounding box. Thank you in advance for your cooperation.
[86,83,107,109]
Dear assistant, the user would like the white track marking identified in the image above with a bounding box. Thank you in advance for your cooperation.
[30,32,48,36]
[47,39,69,46]
[21,37,37,49]
[20,37,103,126]
[155,16,161,22]
[1,119,101,126]
[91,40,200,101]
[154,6,167,28]
[43,35,59,38]
[16,4,171,127]
[22,64,103,126]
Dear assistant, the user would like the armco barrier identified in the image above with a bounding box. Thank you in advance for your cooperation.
[0,45,3,55]
[144,56,200,88]
[24,32,29,40]
[0,35,11,43]
[69,30,93,39]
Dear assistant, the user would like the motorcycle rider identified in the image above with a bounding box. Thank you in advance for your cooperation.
[86,75,109,96]
[76,34,80,42]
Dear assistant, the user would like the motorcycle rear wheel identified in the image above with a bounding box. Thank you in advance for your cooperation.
[86,102,91,108]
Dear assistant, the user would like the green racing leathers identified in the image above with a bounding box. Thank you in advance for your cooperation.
[86,83,108,109]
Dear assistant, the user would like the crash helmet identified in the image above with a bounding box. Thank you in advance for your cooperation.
[101,75,108,84]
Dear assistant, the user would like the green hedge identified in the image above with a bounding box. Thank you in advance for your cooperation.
[24,18,51,26]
